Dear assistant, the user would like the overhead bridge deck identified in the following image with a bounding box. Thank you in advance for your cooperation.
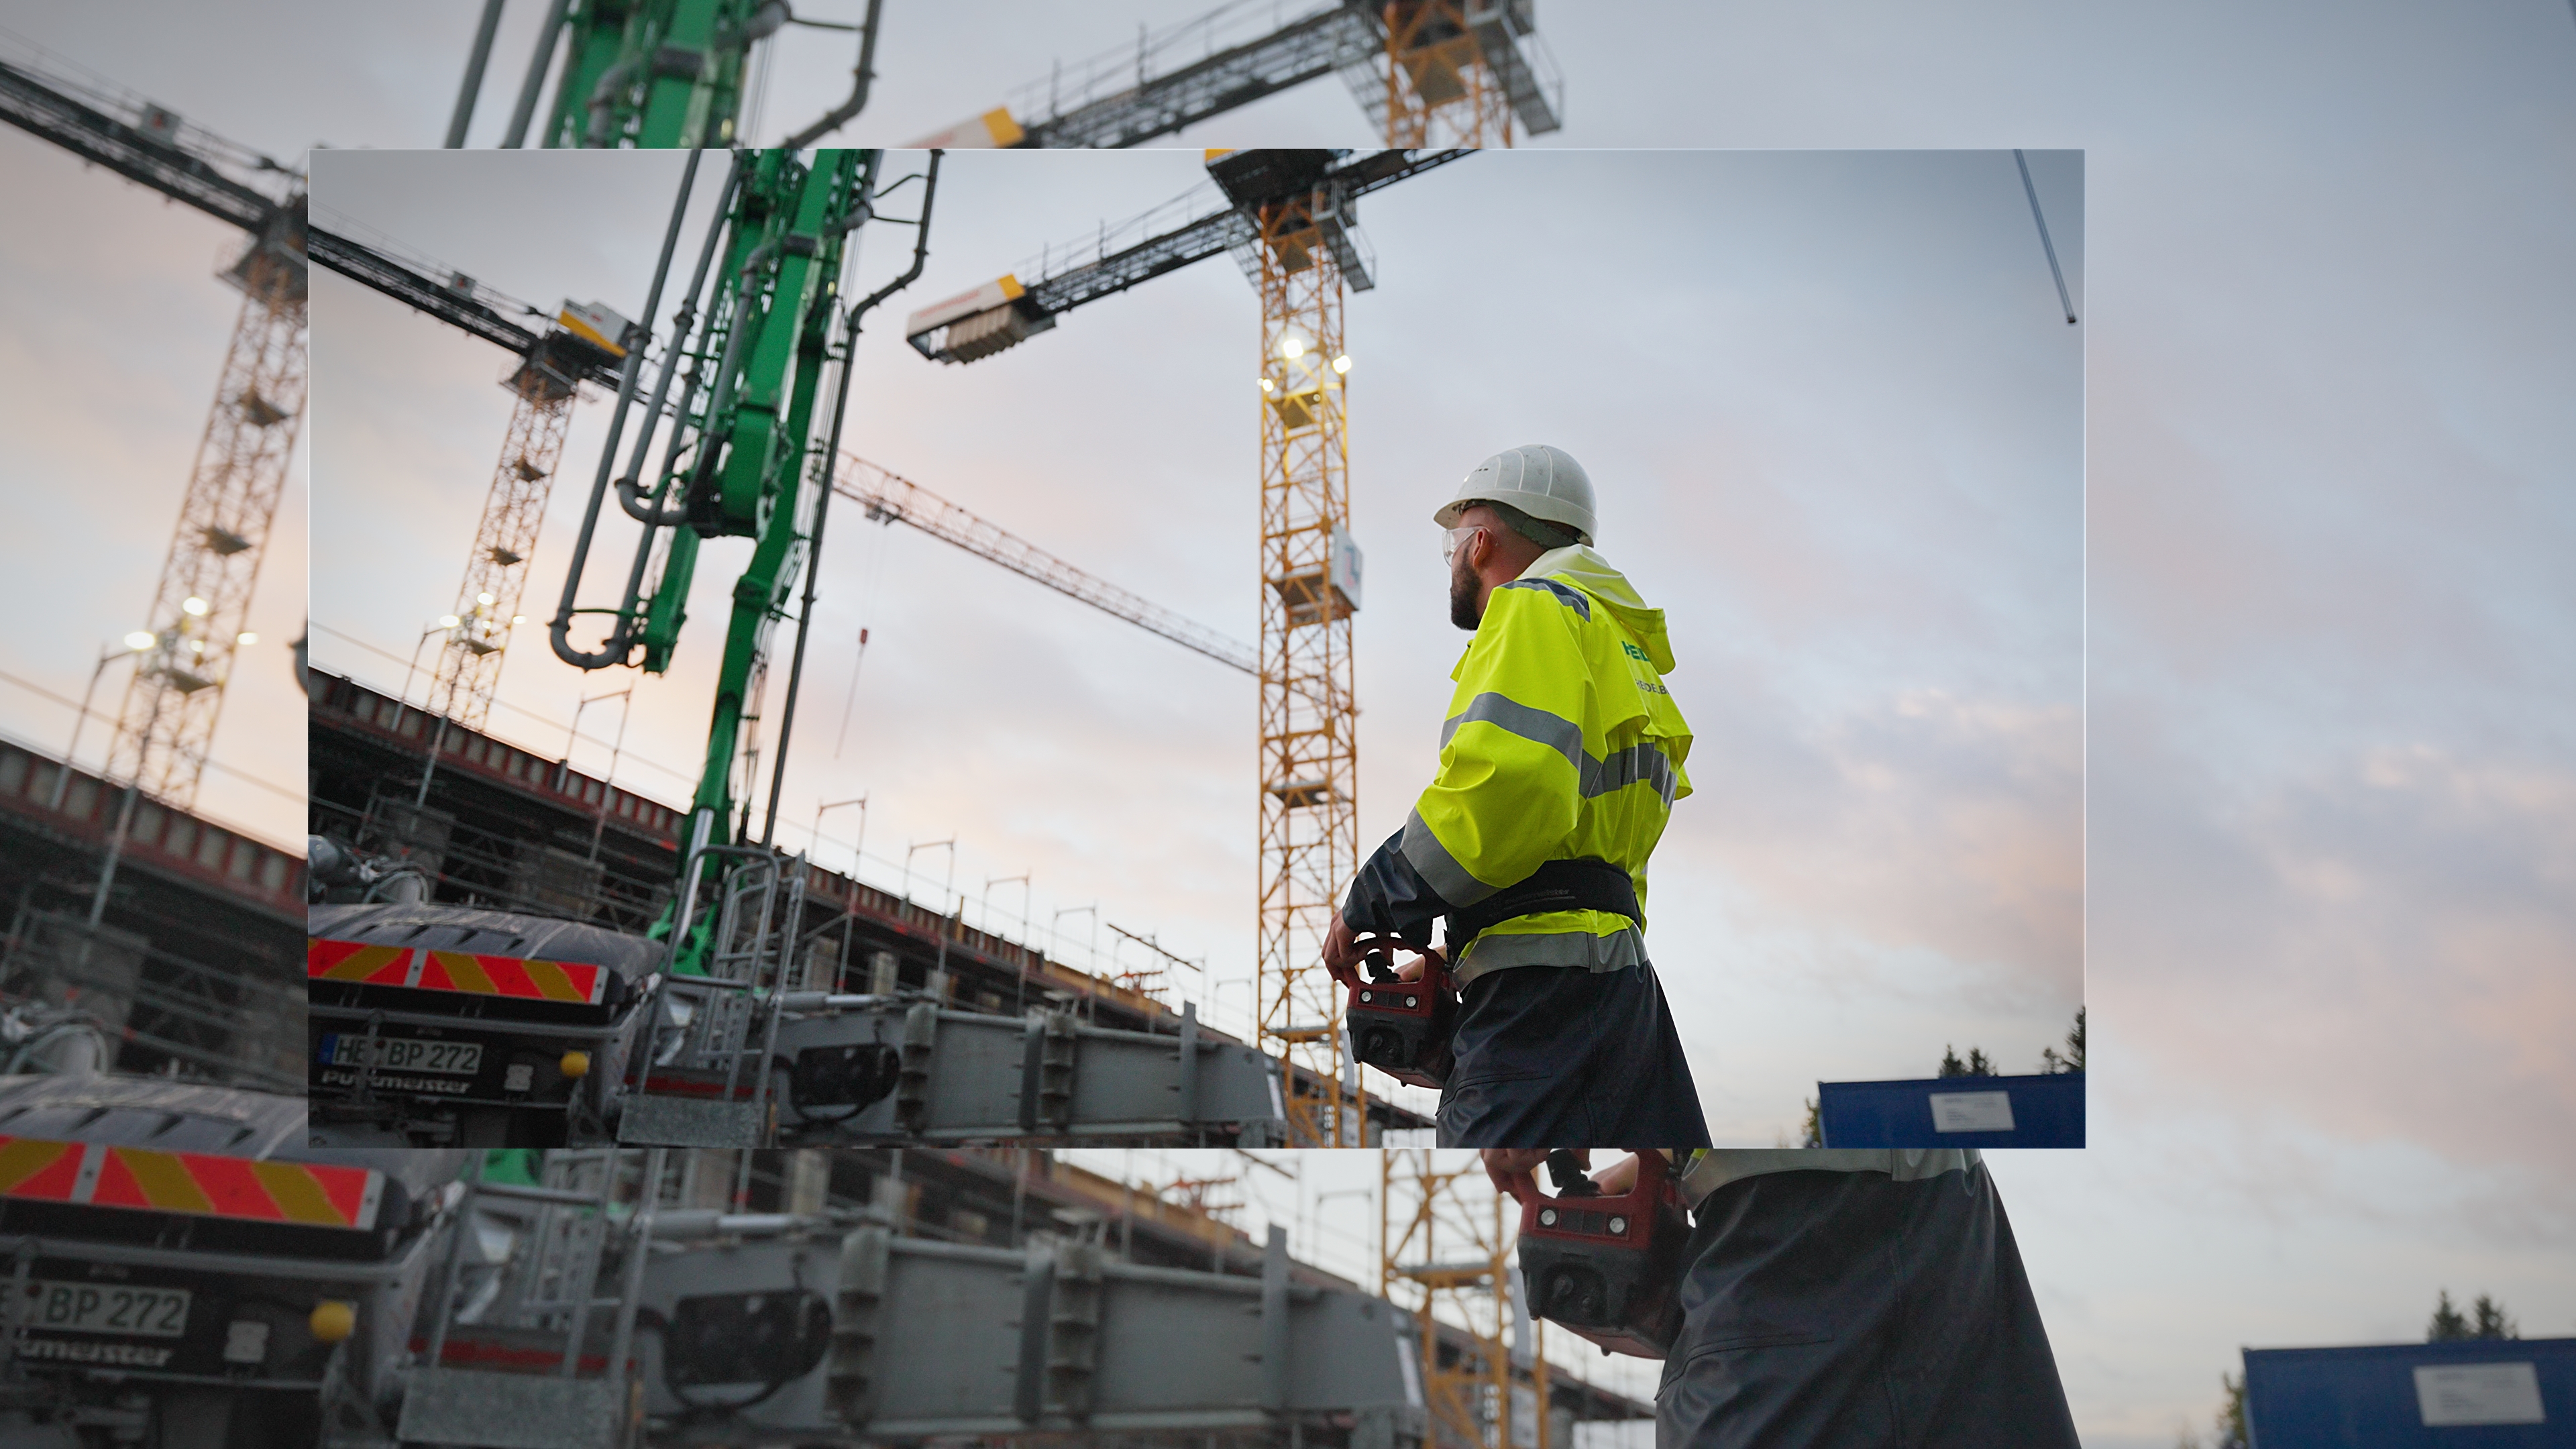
[306,667,1434,1140]
[0,731,303,1088]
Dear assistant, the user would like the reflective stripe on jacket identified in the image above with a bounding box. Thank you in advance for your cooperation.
[1344,545,1693,984]
[1671,1148,1984,1208]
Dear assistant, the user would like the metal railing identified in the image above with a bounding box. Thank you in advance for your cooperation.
[400,1149,668,1449]
[617,845,804,1148]
[310,792,674,934]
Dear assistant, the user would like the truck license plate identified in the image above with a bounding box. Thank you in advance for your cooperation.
[26,1281,191,1338]
[321,1034,484,1077]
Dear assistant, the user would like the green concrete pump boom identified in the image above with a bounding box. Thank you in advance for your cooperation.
[547,145,938,973]
[547,0,771,148]
[492,0,881,150]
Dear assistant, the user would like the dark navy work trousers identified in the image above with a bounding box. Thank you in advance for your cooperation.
[1656,1163,2080,1449]
[1434,961,1711,1148]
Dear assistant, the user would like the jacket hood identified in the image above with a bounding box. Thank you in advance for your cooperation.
[1525,545,1674,672]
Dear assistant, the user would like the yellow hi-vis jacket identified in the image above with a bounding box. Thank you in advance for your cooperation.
[1344,545,1692,985]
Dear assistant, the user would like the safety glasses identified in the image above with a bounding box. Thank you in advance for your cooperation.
[1442,525,1487,564]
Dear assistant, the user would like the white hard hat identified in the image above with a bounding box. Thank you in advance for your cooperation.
[1434,444,1597,546]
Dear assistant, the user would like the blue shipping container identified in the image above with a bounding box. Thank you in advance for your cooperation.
[2243,1337,2571,1448]
[1814,1072,2084,1147]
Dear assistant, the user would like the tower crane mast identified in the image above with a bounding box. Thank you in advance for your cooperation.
[1,40,857,811]
[312,189,645,735]
[1383,1148,1555,1449]
[421,311,630,731]
[0,44,641,799]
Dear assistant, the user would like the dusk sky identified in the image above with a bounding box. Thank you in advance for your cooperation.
[1,5,2569,1446]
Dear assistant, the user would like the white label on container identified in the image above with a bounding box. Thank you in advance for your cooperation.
[1927,1091,2015,1133]
[2415,1362,2544,1426]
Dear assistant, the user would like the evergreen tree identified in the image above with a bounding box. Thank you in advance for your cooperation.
[1799,1097,1823,1147]
[2471,1293,2520,1340]
[1937,1045,1995,1076]
[2180,1371,2250,1449]
[2041,1009,2088,1073]
[2428,1289,2471,1341]
[2215,1370,2248,1449]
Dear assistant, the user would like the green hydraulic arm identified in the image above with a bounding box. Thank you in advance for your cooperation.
[545,0,765,148]
[498,0,878,150]
[641,146,861,866]
[548,144,940,978]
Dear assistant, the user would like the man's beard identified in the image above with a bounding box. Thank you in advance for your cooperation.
[1448,551,1481,630]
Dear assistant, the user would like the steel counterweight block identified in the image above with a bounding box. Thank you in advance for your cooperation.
[757,996,1285,1146]
[632,1219,1421,1446]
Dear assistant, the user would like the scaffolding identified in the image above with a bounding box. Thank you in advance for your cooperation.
[0,910,301,1091]
[103,207,307,810]
[1382,1150,1554,1449]
[425,339,584,731]
[1251,186,1365,1148]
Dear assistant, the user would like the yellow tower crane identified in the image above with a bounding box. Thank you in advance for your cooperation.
[0,48,314,812]
[900,3,1553,1144]
[908,148,1468,1145]
[1229,9,1544,1142]
[3,36,672,814]
[910,0,1560,152]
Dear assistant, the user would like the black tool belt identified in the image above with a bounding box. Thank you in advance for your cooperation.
[1445,857,1640,946]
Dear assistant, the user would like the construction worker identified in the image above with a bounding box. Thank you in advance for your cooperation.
[1487,1148,2082,1449]
[1322,444,1709,1146]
